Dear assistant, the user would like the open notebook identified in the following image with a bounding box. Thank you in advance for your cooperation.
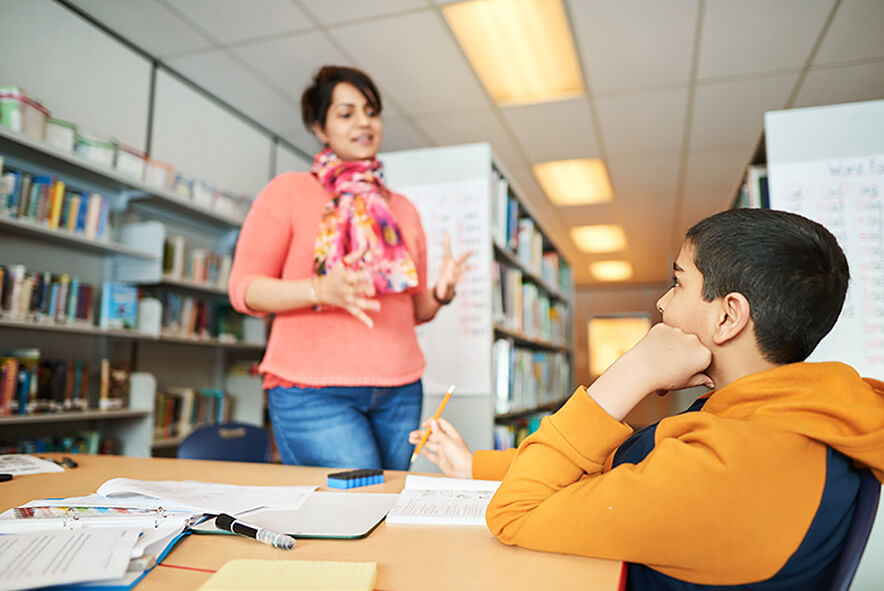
[384,475,501,526]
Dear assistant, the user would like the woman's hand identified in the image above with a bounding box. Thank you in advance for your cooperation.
[433,233,475,303]
[318,244,380,327]
[408,418,473,478]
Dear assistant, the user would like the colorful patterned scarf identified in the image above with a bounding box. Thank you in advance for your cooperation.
[311,147,418,293]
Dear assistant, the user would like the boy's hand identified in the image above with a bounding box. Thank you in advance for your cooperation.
[629,323,715,393]
[408,418,473,478]
[588,323,713,421]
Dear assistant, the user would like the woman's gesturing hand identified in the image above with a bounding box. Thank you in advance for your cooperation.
[317,244,380,327]
[434,233,475,303]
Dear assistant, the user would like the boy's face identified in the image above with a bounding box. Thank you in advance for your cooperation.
[656,241,719,346]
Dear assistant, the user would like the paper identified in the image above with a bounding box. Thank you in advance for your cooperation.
[0,527,139,591]
[385,475,501,526]
[199,559,377,591]
[96,478,317,514]
[0,455,64,476]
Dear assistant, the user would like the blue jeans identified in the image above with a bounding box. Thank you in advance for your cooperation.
[267,380,423,470]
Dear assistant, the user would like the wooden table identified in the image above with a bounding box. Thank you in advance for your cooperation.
[1,454,624,590]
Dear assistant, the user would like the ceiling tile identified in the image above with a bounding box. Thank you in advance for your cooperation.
[231,32,354,101]
[329,11,488,115]
[567,0,698,94]
[380,118,430,152]
[697,0,834,79]
[690,73,797,151]
[69,0,215,58]
[165,0,312,45]
[166,50,298,135]
[814,0,884,65]
[417,109,522,170]
[501,98,600,164]
[595,87,688,156]
[793,61,884,108]
[679,148,750,234]
[298,0,430,26]
[606,154,681,282]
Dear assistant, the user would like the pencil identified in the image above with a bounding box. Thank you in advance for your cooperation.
[410,384,456,464]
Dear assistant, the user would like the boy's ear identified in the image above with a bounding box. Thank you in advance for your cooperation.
[713,292,751,345]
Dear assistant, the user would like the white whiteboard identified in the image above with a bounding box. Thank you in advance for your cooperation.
[768,155,884,378]
[397,179,493,395]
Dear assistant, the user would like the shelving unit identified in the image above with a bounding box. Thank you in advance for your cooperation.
[0,126,265,457]
[380,142,574,464]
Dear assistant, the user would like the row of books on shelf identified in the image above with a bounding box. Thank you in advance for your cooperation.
[0,349,129,416]
[0,264,262,344]
[493,339,571,416]
[0,430,119,455]
[163,235,232,289]
[0,158,111,241]
[493,413,551,450]
[1,86,252,220]
[490,168,573,295]
[153,387,234,441]
[493,262,569,342]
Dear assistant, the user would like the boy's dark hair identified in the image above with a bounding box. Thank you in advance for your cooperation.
[301,65,382,133]
[685,208,849,364]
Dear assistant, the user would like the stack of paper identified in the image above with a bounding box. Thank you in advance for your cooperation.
[385,475,501,526]
[199,560,377,591]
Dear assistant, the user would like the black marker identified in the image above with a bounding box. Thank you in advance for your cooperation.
[214,513,296,550]
[0,474,12,482]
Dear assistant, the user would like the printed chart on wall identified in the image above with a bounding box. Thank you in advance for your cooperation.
[768,154,884,378]
[399,179,492,395]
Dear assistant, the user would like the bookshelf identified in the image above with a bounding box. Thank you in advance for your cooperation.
[380,143,574,467]
[0,126,266,457]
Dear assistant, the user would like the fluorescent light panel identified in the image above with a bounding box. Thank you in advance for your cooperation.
[590,261,633,282]
[570,225,626,253]
[443,0,584,105]
[533,158,613,206]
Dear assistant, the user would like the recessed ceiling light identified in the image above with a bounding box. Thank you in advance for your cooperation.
[589,261,634,282]
[533,159,613,206]
[443,0,584,105]
[570,225,626,253]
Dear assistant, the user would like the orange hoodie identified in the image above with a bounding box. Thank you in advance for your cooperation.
[484,362,884,586]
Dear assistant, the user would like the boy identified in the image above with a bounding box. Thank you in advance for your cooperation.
[410,209,884,589]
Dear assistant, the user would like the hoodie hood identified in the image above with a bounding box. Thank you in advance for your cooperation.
[703,362,884,482]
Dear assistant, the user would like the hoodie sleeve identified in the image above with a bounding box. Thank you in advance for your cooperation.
[484,386,828,586]
[473,448,517,480]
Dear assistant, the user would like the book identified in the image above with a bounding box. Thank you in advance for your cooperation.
[100,282,137,330]
[199,560,377,591]
[385,475,501,526]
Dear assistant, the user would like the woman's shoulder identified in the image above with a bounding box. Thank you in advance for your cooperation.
[256,171,325,204]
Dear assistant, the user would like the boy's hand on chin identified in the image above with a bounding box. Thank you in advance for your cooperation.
[587,323,714,422]
[629,323,714,394]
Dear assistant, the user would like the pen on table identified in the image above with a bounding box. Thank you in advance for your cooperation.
[0,474,12,483]
[214,513,296,550]
[410,384,456,464]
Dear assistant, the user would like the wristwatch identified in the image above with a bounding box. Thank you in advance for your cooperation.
[433,285,455,306]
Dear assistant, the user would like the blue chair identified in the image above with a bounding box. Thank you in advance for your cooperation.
[177,422,271,463]
[828,469,881,591]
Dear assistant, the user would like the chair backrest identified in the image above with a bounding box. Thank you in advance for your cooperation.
[828,469,881,591]
[177,422,271,463]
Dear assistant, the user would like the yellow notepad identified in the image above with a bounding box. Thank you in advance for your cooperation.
[198,559,377,591]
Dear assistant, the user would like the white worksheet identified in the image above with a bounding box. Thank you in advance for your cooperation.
[385,475,501,526]
[0,455,64,476]
[0,527,138,590]
[96,478,317,514]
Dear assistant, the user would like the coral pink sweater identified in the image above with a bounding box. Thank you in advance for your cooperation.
[228,172,427,388]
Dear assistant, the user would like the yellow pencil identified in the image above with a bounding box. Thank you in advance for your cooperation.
[410,384,456,464]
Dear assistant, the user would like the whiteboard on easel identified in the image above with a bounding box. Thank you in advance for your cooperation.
[768,155,884,378]
[397,179,492,396]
